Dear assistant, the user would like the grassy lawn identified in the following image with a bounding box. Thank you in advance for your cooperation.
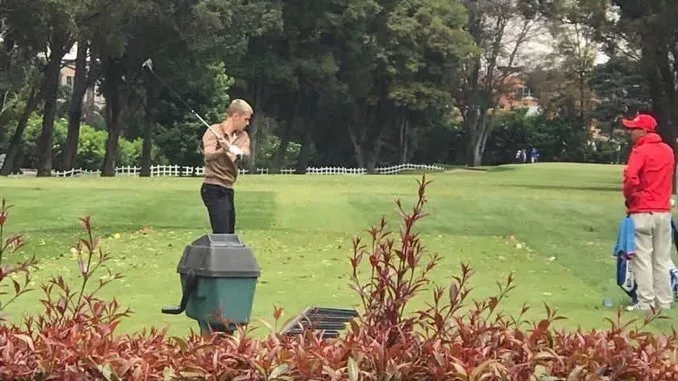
[1,162,676,337]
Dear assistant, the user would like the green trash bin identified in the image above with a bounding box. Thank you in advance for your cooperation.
[161,234,261,335]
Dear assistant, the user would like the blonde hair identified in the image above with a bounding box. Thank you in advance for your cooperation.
[226,99,253,116]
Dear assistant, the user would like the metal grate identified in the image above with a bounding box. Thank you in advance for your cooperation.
[280,306,359,339]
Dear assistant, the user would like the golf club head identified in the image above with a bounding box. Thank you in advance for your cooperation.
[142,58,153,71]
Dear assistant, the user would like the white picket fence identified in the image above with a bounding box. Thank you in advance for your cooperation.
[46,163,444,178]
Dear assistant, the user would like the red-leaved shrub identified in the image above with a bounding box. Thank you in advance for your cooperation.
[1,176,678,380]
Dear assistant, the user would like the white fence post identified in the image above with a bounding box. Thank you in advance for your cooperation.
[46,163,445,178]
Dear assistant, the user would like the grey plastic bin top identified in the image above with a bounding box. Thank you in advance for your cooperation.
[177,234,261,278]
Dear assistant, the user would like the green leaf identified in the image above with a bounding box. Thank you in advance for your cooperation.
[171,336,188,353]
[163,366,176,381]
[98,363,120,381]
[566,365,587,381]
[269,363,289,379]
[348,356,360,381]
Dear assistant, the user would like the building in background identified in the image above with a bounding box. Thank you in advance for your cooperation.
[495,73,541,117]
[59,44,105,124]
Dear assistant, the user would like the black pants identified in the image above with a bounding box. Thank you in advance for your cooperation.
[200,183,235,234]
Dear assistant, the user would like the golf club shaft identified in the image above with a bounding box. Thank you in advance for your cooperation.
[143,62,224,140]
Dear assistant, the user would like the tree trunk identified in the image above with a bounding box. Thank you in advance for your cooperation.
[465,109,494,167]
[399,117,409,164]
[365,128,385,173]
[101,57,125,176]
[271,122,293,173]
[0,92,8,145]
[0,85,41,176]
[247,119,258,172]
[102,106,122,176]
[295,118,314,174]
[470,139,483,167]
[0,36,13,115]
[247,77,266,172]
[83,85,96,124]
[140,78,158,177]
[348,103,377,169]
[579,72,586,129]
[365,151,379,174]
[347,126,365,169]
[347,100,389,173]
[465,106,491,167]
[36,57,63,177]
[63,41,89,170]
[270,93,301,173]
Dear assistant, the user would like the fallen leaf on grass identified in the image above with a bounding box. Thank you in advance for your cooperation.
[136,226,154,235]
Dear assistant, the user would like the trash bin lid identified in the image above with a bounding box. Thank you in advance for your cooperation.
[177,234,261,277]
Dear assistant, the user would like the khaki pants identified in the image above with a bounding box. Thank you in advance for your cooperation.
[630,212,674,309]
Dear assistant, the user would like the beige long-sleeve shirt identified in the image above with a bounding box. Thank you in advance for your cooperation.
[202,125,251,189]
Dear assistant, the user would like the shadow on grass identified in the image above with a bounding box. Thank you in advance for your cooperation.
[485,165,520,173]
[13,190,278,234]
[504,184,620,193]
[440,165,519,173]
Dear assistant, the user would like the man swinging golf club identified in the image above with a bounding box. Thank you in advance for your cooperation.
[140,59,252,233]
[201,99,253,234]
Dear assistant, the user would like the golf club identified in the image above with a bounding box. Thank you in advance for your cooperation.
[141,58,224,142]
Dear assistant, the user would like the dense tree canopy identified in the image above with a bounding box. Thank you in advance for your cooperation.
[0,0,672,175]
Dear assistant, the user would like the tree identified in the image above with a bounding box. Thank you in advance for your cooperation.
[31,0,78,176]
[326,0,474,171]
[0,1,49,175]
[581,0,678,155]
[211,0,284,172]
[62,41,93,171]
[59,0,118,171]
[452,0,539,166]
[548,1,599,127]
[0,75,42,175]
[588,56,651,133]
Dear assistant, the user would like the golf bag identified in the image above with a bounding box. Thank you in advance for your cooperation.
[615,217,678,303]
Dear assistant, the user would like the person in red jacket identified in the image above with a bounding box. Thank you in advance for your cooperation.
[622,112,676,311]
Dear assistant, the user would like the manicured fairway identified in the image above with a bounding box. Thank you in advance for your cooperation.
[1,163,675,336]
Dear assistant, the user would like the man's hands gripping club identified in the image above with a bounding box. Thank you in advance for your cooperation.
[203,132,246,162]
[227,143,245,161]
[215,135,245,161]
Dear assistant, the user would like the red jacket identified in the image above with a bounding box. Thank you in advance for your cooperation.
[623,133,675,214]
